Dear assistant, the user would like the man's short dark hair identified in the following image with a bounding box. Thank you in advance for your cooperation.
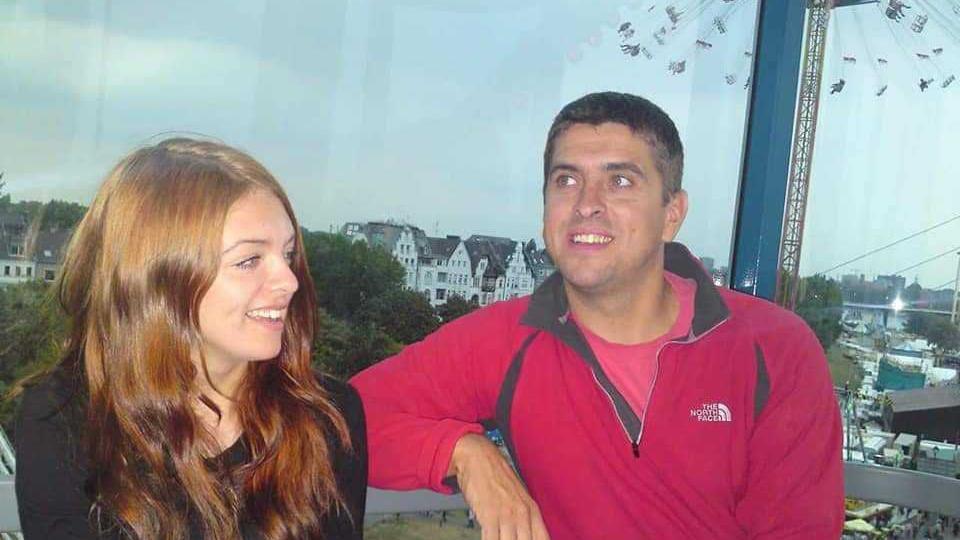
[543,92,684,203]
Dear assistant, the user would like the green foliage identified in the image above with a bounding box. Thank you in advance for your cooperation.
[436,294,479,324]
[796,275,843,350]
[905,311,934,337]
[313,309,401,380]
[39,200,87,230]
[303,231,405,321]
[904,312,960,353]
[356,288,439,345]
[302,232,435,377]
[0,195,86,231]
[0,281,68,428]
[927,318,960,353]
[912,313,960,353]
[2,200,42,220]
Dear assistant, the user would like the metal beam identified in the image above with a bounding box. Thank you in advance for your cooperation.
[730,0,807,300]
[775,0,834,308]
[776,0,883,309]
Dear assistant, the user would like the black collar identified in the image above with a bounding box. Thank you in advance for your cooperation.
[520,242,730,338]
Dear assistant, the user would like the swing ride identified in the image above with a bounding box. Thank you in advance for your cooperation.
[608,0,958,309]
[612,0,957,98]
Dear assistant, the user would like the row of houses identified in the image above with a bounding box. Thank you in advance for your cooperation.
[341,221,555,307]
[0,212,71,286]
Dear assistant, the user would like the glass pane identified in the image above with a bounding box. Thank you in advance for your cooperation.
[2,0,758,289]
[789,0,960,519]
[1,0,762,536]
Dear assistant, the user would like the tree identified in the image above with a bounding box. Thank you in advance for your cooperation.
[0,281,68,429]
[904,312,959,353]
[313,309,401,380]
[303,231,405,321]
[796,275,843,350]
[0,173,8,210]
[436,294,479,324]
[39,200,87,230]
[356,288,438,344]
[905,311,937,337]
[925,318,960,354]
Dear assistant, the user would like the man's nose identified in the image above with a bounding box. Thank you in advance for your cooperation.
[574,181,605,219]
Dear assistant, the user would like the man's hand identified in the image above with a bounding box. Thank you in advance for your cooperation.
[448,433,550,540]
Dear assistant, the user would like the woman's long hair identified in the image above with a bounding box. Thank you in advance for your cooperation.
[55,138,350,539]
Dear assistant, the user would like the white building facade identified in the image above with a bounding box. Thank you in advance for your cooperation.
[341,221,538,308]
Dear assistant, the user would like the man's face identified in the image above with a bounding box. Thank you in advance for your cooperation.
[543,122,687,296]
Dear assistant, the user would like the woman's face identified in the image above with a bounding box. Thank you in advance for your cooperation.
[197,190,299,376]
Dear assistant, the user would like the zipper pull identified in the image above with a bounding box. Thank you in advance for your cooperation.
[631,441,640,458]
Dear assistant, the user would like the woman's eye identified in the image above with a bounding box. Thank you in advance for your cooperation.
[236,256,260,270]
[284,249,297,263]
[613,175,633,187]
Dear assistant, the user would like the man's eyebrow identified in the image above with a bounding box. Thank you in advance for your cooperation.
[548,163,581,175]
[605,162,646,177]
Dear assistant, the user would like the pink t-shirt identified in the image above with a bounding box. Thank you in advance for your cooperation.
[577,272,696,418]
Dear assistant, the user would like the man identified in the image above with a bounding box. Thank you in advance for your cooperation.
[351,92,843,539]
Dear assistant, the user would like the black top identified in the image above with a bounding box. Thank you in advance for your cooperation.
[14,371,367,539]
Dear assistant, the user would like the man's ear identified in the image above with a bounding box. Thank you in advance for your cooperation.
[662,189,688,242]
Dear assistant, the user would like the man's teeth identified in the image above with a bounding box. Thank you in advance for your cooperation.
[247,309,284,320]
[572,234,612,245]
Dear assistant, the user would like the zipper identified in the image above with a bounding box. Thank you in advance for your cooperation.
[632,319,731,453]
[591,370,633,441]
[589,317,732,458]
[633,340,668,454]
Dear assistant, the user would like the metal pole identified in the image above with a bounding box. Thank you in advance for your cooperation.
[776,0,834,308]
[952,251,960,324]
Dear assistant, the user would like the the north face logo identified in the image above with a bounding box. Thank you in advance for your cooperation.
[690,403,732,422]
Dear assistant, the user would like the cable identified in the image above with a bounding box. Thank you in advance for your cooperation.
[878,1,925,79]
[816,212,960,275]
[933,278,957,291]
[833,8,847,81]
[889,245,960,276]
[899,4,943,79]
[678,0,750,72]
[854,7,883,85]
[916,0,960,44]
[619,0,711,63]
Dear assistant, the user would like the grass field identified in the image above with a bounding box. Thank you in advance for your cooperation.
[826,343,864,389]
[365,512,481,540]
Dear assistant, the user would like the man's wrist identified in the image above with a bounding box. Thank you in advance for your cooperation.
[448,432,489,478]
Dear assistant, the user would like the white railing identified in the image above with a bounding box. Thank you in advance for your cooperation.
[0,463,957,533]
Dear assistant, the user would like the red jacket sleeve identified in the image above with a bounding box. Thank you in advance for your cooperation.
[349,300,525,493]
[735,313,845,539]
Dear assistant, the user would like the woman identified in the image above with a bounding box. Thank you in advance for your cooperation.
[14,138,366,539]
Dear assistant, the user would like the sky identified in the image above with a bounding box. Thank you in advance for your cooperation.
[1,0,958,289]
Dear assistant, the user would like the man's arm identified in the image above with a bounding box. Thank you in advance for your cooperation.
[734,316,844,539]
[349,301,519,492]
[350,301,551,539]
[448,434,549,540]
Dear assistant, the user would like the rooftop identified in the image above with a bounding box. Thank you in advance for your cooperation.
[888,385,960,413]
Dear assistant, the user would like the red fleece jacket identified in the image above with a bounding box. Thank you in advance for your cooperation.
[351,243,844,539]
